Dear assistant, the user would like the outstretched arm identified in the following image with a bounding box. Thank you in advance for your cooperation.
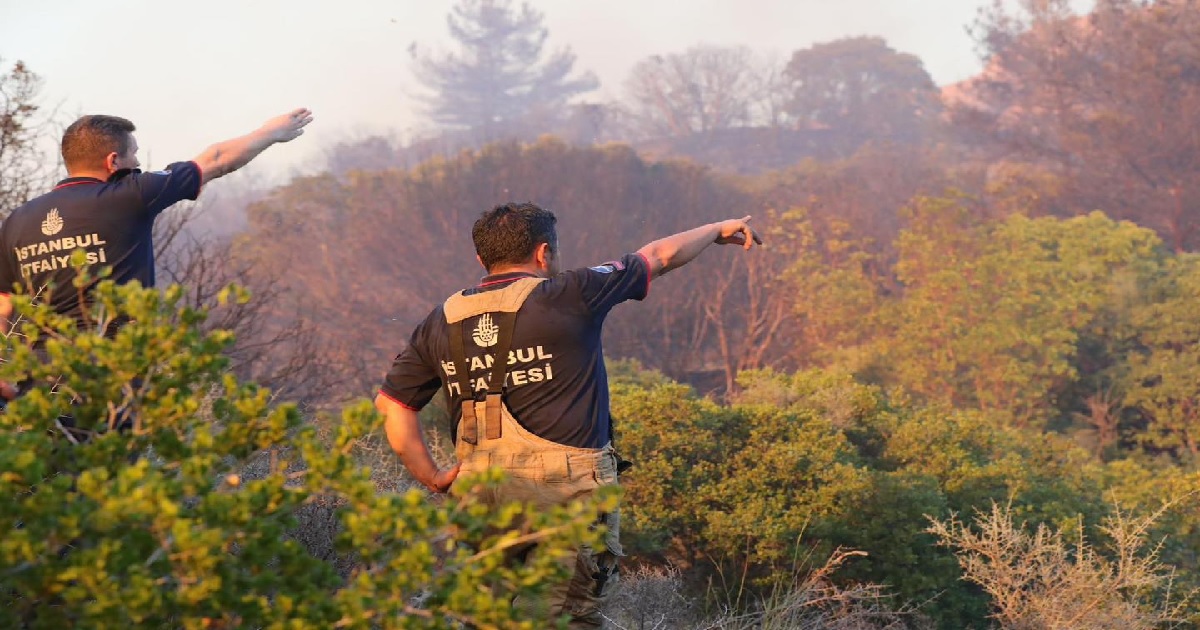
[374,394,460,493]
[193,108,314,185]
[636,215,763,279]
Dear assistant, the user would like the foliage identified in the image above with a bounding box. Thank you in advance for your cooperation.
[783,37,942,148]
[0,269,613,629]
[954,0,1200,251]
[1126,254,1200,461]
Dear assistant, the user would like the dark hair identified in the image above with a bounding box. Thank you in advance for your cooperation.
[61,115,136,172]
[472,202,558,271]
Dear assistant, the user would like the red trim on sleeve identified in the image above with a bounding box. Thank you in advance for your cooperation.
[636,252,652,298]
[377,389,419,411]
[189,160,205,197]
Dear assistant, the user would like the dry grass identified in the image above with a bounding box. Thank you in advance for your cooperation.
[603,550,921,630]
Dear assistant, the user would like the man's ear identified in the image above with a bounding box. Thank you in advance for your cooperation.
[104,152,119,173]
[476,254,487,271]
[534,242,553,268]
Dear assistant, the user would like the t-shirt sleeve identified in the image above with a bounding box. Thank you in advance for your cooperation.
[379,316,443,411]
[561,252,652,317]
[130,161,203,216]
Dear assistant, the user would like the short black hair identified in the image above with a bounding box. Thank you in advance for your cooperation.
[61,115,136,172]
[472,202,558,271]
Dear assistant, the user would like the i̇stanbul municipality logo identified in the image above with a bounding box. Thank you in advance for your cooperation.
[472,313,500,348]
[41,208,63,236]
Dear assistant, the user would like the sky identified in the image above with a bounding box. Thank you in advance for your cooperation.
[0,0,1091,179]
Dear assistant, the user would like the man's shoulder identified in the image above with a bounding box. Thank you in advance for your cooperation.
[2,193,58,234]
[6,190,55,217]
[415,302,449,334]
[130,162,198,181]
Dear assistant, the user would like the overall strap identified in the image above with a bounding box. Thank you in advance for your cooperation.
[441,277,546,442]
[482,311,517,439]
[446,319,478,444]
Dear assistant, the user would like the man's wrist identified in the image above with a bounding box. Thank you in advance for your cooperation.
[252,126,280,147]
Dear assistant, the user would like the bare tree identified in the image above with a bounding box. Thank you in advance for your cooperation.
[153,187,346,407]
[623,45,769,139]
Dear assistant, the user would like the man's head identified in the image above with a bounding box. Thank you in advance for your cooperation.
[472,202,559,276]
[61,115,140,177]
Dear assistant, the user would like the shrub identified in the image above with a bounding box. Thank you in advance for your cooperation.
[0,268,611,629]
[928,500,1197,630]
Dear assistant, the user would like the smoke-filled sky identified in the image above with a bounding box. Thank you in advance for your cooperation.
[1,0,1092,178]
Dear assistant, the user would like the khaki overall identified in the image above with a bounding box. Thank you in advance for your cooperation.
[443,278,623,628]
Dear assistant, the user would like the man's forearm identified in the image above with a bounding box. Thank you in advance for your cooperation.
[193,128,276,185]
[637,223,722,278]
[191,108,311,186]
[0,293,12,337]
[0,294,16,400]
[379,399,441,489]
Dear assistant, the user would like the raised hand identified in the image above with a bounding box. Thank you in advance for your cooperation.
[261,108,314,143]
[714,215,764,250]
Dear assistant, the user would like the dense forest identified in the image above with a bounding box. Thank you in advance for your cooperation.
[3,0,1199,628]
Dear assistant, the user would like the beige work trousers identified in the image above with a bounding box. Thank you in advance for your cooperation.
[452,400,623,628]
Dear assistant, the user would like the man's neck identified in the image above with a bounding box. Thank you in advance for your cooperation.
[486,263,544,278]
[64,168,110,182]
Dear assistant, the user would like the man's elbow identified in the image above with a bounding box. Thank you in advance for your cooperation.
[373,393,392,415]
[194,147,233,184]
[636,246,668,277]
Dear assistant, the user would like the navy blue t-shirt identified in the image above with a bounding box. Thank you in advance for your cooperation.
[380,253,652,448]
[0,162,202,324]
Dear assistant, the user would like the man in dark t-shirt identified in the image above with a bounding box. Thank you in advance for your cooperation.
[0,109,314,400]
[374,201,762,627]
[379,249,651,449]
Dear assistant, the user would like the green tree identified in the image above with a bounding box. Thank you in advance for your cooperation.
[879,198,1164,428]
[1125,254,1200,461]
[0,268,612,629]
[784,36,942,149]
[410,0,598,133]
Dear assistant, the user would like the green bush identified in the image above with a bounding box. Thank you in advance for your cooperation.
[0,268,613,629]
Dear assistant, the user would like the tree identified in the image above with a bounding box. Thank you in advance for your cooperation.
[410,0,598,133]
[783,37,942,149]
[0,59,52,216]
[953,0,1200,251]
[1125,254,1200,461]
[853,197,1162,429]
[622,45,774,139]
